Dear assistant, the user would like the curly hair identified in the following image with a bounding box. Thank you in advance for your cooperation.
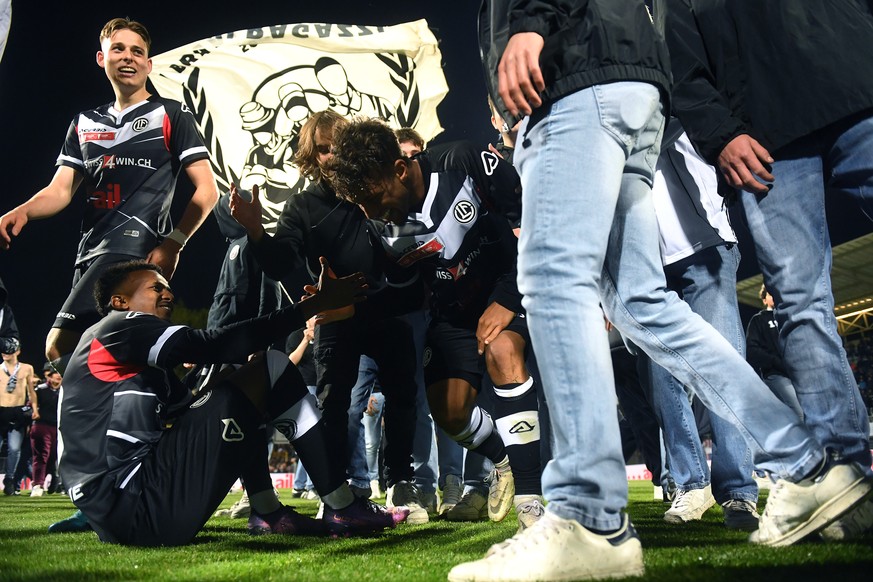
[294,110,348,182]
[94,260,163,317]
[100,17,152,54]
[326,118,403,205]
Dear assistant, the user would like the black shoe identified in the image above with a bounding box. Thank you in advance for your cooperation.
[48,510,92,533]
[3,479,13,496]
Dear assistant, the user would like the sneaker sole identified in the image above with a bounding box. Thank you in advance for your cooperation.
[756,478,873,547]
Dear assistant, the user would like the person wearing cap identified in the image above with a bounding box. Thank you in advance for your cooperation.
[30,363,62,497]
[0,17,218,374]
[0,337,37,495]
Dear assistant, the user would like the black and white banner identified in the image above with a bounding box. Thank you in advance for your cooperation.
[150,20,448,232]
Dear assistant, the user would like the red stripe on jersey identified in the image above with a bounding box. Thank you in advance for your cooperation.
[163,113,171,151]
[87,338,143,382]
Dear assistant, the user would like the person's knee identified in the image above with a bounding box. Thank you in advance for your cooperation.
[484,333,525,382]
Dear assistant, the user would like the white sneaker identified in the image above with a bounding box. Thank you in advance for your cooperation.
[30,485,45,497]
[303,489,320,500]
[820,497,873,541]
[487,467,515,522]
[751,462,873,547]
[386,480,429,524]
[448,512,644,582]
[440,474,463,515]
[514,495,545,533]
[229,491,251,519]
[664,485,715,524]
[369,479,383,499]
[445,489,488,521]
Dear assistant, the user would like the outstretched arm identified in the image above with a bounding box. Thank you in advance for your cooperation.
[0,166,81,250]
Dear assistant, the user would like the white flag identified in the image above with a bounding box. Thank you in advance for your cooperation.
[150,20,448,232]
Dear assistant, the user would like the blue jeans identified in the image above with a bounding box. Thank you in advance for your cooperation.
[515,82,822,532]
[346,356,378,488]
[739,114,873,470]
[2,425,23,480]
[647,244,756,504]
[363,391,385,482]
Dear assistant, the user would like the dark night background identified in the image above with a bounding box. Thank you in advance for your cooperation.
[0,1,870,367]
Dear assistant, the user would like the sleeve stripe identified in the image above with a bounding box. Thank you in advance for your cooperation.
[179,145,209,161]
[57,154,84,168]
[148,325,187,367]
[119,462,143,490]
[113,390,158,398]
[107,429,143,444]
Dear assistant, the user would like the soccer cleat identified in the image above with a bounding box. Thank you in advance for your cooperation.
[750,462,873,547]
[445,489,488,522]
[819,497,873,541]
[664,485,715,524]
[487,467,515,522]
[386,480,429,524]
[447,512,644,582]
[247,505,329,536]
[439,474,463,515]
[514,495,545,534]
[48,510,92,533]
[30,485,45,497]
[322,496,409,536]
[722,499,760,531]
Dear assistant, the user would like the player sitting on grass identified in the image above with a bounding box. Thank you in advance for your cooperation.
[55,259,408,545]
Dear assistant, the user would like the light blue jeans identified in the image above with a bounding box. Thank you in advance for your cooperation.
[347,356,378,489]
[739,114,873,470]
[515,82,822,531]
[363,391,385,482]
[647,244,756,504]
[2,425,23,481]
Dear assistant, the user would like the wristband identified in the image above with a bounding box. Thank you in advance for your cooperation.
[166,229,189,248]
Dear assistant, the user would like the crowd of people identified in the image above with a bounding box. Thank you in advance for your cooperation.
[1,3,873,581]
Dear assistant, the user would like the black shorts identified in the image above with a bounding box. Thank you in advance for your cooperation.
[423,313,530,388]
[54,253,142,332]
[82,384,265,546]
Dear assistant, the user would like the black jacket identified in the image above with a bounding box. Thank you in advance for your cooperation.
[745,309,786,378]
[248,180,422,320]
[667,0,873,163]
[480,0,672,126]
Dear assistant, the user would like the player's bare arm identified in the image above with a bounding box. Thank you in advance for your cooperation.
[0,166,81,249]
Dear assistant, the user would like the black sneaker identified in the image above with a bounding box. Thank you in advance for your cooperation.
[247,505,330,536]
[323,497,409,536]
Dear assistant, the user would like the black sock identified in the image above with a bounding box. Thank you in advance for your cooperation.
[493,377,541,495]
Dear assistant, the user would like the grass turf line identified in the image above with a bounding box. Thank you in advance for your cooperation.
[1,481,871,581]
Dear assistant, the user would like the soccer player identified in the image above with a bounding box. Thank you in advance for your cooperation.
[326,118,544,531]
[56,259,407,546]
[0,17,218,373]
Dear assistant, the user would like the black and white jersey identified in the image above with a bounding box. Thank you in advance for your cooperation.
[57,96,209,265]
[57,311,191,506]
[57,302,306,515]
[374,142,523,328]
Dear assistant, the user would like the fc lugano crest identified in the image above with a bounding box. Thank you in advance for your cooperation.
[453,200,475,224]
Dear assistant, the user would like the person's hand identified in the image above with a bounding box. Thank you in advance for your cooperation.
[229,183,266,241]
[498,32,545,117]
[476,302,515,355]
[365,395,379,416]
[0,208,28,250]
[717,134,774,195]
[31,406,40,421]
[299,257,367,320]
[146,239,181,280]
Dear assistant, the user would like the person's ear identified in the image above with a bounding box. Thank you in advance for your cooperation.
[96,50,106,69]
[110,294,128,310]
[394,158,408,180]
